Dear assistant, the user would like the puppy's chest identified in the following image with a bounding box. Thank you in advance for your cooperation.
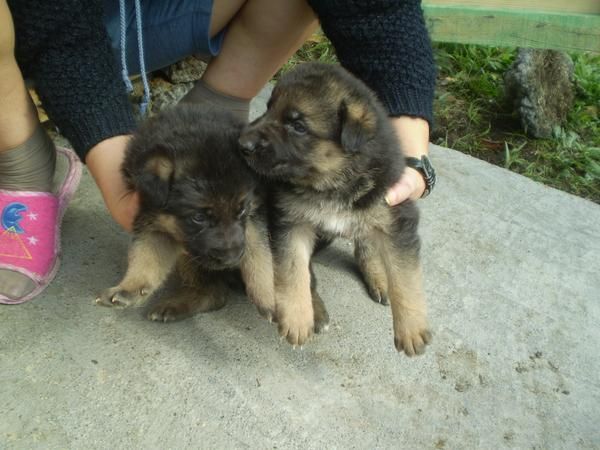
[284,195,370,238]
[318,211,356,237]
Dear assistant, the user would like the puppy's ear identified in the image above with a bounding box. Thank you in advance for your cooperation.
[339,100,375,153]
[136,153,175,207]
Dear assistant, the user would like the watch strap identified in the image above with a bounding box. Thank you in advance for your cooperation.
[405,155,436,198]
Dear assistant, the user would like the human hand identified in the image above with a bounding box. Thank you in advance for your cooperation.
[385,167,426,205]
[85,135,139,232]
[385,116,430,205]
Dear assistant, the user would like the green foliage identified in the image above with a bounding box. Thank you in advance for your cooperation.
[433,43,600,203]
[276,32,338,79]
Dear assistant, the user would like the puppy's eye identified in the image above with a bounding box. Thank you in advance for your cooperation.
[237,207,248,219]
[191,212,207,225]
[292,120,307,134]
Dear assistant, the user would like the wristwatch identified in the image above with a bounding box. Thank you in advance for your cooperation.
[405,155,436,198]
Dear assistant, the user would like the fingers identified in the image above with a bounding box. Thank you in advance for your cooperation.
[385,168,425,206]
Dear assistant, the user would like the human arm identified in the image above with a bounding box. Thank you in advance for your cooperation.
[85,136,139,232]
[9,0,137,161]
[386,116,429,204]
[9,0,139,228]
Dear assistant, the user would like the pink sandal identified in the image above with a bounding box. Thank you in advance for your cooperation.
[0,147,82,304]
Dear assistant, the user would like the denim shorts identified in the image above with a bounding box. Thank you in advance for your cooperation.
[103,0,225,75]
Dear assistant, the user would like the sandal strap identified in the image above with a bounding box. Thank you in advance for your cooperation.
[0,191,59,280]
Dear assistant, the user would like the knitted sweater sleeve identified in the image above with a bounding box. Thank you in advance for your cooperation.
[9,0,136,161]
[307,0,436,125]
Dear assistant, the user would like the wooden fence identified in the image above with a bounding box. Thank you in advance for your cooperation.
[422,0,600,52]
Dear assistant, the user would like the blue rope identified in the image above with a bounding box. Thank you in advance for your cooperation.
[118,0,133,93]
[134,0,151,116]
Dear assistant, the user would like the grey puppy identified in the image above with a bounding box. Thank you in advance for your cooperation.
[96,104,275,323]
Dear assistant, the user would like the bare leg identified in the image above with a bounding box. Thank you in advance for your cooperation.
[0,0,38,150]
[186,0,318,106]
[0,0,56,301]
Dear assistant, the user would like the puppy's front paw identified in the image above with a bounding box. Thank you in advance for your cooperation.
[393,313,432,356]
[277,300,314,347]
[95,286,149,308]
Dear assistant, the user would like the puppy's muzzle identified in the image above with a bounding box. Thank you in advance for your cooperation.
[209,246,245,268]
[210,227,246,267]
[239,130,270,157]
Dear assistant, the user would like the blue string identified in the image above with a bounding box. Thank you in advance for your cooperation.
[118,0,133,93]
[134,0,151,116]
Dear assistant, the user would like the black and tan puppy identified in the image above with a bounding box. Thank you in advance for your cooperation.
[96,104,275,322]
[239,62,431,356]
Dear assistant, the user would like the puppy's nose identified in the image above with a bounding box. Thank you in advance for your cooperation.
[239,133,269,156]
[239,135,257,155]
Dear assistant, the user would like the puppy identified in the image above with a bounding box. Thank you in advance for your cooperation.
[96,104,275,322]
[239,62,431,356]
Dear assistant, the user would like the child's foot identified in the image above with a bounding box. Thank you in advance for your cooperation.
[0,126,81,304]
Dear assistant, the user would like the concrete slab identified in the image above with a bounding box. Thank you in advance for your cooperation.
[1,87,599,449]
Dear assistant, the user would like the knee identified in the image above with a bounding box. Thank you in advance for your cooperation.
[237,0,317,41]
[0,1,16,60]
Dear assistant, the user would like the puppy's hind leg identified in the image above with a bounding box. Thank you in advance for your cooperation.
[96,232,180,308]
[370,221,432,356]
[148,256,229,321]
[310,263,330,333]
[147,283,228,322]
[355,239,389,306]
[387,253,431,356]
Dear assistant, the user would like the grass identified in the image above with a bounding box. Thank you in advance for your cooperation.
[433,43,600,203]
[283,35,600,203]
[277,32,338,76]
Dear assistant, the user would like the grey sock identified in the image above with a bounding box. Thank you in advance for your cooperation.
[181,80,250,122]
[0,125,56,192]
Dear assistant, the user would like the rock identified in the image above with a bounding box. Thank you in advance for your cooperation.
[28,88,49,123]
[160,55,207,84]
[126,56,206,118]
[504,48,574,138]
[150,80,194,113]
[127,76,194,118]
